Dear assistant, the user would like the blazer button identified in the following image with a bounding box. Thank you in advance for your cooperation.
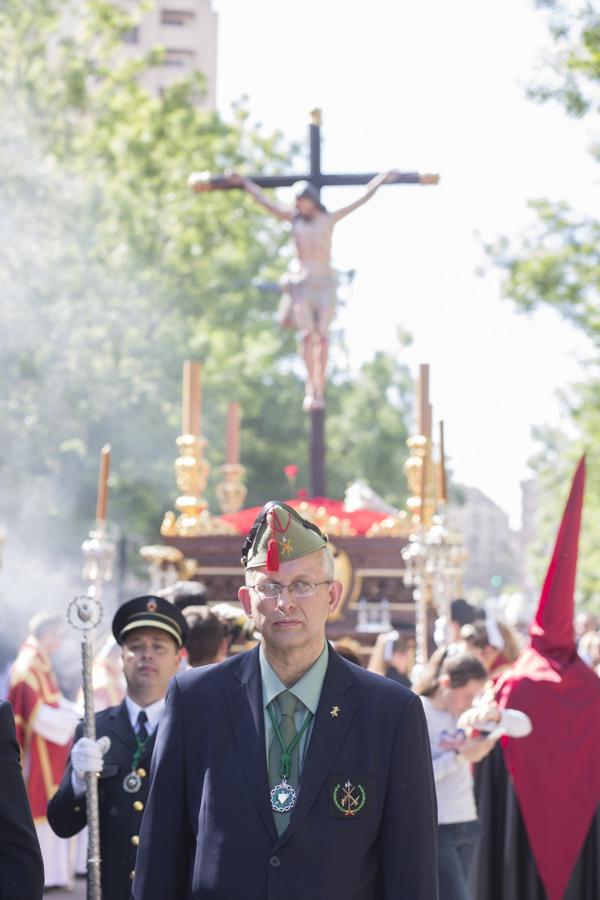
[130,870,135,880]
[269,856,281,868]
[131,835,140,846]
[133,801,144,811]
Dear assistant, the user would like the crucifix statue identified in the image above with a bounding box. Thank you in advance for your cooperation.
[189,109,438,495]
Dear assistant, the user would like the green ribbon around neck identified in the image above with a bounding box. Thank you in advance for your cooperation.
[267,701,313,781]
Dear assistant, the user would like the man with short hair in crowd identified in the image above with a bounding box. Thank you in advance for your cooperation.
[182,606,229,668]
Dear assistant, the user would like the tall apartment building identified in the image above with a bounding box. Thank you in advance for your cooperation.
[122,1,217,105]
[121,1,218,105]
[61,1,218,107]
[447,485,521,595]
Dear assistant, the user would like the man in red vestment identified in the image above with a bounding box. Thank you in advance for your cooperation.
[8,611,79,889]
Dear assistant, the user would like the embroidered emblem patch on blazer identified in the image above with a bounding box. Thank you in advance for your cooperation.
[329,777,369,818]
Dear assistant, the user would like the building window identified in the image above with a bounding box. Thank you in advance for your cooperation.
[123,26,139,44]
[161,9,195,26]
[163,48,196,67]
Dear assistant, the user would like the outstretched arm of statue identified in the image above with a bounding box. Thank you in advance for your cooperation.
[188,169,293,222]
[330,170,397,223]
[232,174,294,221]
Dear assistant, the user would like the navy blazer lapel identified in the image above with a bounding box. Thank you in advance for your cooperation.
[109,700,137,753]
[275,650,357,848]
[226,648,277,842]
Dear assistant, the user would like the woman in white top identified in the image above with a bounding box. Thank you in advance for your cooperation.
[417,650,532,900]
[417,651,498,900]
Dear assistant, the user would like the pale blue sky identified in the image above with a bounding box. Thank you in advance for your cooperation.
[212,0,596,526]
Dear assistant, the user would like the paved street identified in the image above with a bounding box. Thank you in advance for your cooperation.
[45,880,86,899]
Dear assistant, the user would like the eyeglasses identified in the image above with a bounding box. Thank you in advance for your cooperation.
[250,580,331,600]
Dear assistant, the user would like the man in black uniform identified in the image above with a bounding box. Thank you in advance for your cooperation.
[0,699,44,899]
[48,596,187,900]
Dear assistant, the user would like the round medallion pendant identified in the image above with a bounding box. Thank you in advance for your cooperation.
[270,779,297,813]
[123,771,143,794]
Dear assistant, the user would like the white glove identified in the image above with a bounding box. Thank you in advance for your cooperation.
[458,706,532,741]
[71,736,111,780]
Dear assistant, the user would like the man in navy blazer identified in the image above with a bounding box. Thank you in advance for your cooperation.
[133,501,438,900]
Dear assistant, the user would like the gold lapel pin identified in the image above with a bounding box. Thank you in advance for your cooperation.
[330,705,340,718]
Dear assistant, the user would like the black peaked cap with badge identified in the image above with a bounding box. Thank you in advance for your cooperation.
[112,595,189,648]
[241,500,328,572]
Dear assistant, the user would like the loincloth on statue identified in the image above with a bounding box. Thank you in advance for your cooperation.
[278,271,338,337]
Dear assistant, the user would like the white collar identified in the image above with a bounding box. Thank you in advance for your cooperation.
[125,695,165,734]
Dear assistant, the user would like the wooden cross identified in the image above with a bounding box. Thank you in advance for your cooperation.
[191,109,438,498]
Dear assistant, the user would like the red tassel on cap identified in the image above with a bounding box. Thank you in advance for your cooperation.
[266,538,280,572]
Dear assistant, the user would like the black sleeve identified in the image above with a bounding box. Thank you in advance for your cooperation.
[47,722,88,838]
[132,678,192,900]
[379,693,439,900]
[0,701,45,900]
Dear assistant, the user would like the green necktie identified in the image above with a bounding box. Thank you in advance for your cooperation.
[268,690,299,835]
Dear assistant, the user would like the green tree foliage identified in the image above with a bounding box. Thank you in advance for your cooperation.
[326,338,413,506]
[488,0,600,607]
[0,1,414,560]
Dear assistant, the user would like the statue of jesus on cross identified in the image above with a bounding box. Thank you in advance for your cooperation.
[189,110,438,413]
[233,170,414,410]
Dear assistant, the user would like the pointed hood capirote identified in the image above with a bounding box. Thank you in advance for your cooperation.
[529,455,585,666]
[494,456,600,900]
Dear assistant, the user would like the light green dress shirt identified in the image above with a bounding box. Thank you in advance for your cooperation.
[259,642,329,772]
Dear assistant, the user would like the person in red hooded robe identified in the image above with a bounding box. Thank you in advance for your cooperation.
[471,457,600,900]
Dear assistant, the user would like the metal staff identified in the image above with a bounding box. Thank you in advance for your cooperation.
[67,445,115,900]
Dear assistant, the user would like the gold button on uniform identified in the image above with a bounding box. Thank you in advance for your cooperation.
[133,801,144,811]
[131,835,140,846]
[136,768,147,778]
[130,870,135,880]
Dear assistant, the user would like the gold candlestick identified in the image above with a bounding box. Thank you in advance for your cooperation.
[215,463,247,514]
[161,434,211,537]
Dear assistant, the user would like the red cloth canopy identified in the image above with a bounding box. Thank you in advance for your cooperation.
[495,458,600,900]
[219,497,389,537]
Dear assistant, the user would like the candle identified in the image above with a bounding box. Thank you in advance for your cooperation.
[439,420,448,503]
[96,444,111,524]
[418,364,429,437]
[182,361,202,435]
[419,445,428,525]
[226,402,240,465]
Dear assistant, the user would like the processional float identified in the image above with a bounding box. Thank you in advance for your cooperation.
[144,356,466,661]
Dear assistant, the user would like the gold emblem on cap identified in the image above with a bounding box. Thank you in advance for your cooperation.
[281,537,293,556]
[146,599,158,612]
[330,705,340,718]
